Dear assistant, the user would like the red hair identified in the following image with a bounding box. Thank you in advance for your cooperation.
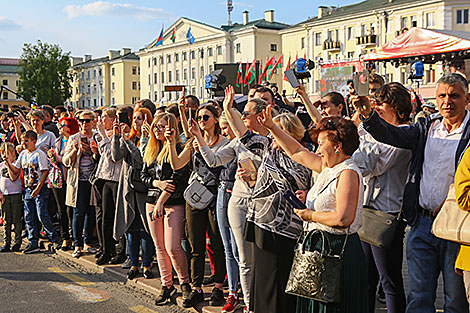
[59,117,79,135]
[129,107,153,146]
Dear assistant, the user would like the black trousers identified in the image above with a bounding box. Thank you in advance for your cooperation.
[52,185,72,240]
[96,181,118,256]
[185,203,226,287]
[250,234,297,313]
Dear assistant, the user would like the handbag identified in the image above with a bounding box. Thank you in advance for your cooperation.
[432,184,470,245]
[285,229,347,303]
[128,166,148,194]
[47,157,63,189]
[183,179,214,210]
[357,176,400,249]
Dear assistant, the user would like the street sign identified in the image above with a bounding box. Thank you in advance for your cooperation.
[164,85,185,92]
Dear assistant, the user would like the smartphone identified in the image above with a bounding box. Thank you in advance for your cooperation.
[118,112,131,127]
[282,90,286,97]
[188,108,193,126]
[283,189,307,209]
[238,158,257,188]
[80,137,88,145]
[148,211,155,222]
[353,71,369,97]
[284,69,300,89]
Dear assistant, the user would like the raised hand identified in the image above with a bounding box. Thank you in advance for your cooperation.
[257,105,275,129]
[113,118,120,136]
[188,119,202,138]
[164,125,176,143]
[350,95,373,118]
[178,89,186,111]
[223,85,235,110]
[294,84,307,97]
[141,119,151,138]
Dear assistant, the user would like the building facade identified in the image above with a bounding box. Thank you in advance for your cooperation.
[70,49,140,108]
[137,11,288,103]
[0,58,28,108]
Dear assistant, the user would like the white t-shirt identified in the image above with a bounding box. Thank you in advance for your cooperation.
[36,131,56,154]
[15,148,49,189]
[0,162,22,195]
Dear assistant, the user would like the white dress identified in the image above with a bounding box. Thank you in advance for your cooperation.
[305,158,364,234]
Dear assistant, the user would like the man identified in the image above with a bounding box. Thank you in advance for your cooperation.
[40,105,59,137]
[185,95,200,111]
[369,73,385,96]
[353,73,470,313]
[53,106,67,122]
[5,130,60,253]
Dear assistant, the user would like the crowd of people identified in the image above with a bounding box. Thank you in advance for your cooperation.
[0,72,469,313]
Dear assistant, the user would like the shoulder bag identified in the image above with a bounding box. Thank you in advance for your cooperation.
[432,184,470,245]
[184,178,214,210]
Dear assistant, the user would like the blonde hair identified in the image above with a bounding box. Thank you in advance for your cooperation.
[0,142,15,154]
[79,110,95,119]
[273,113,305,141]
[102,107,117,120]
[28,110,45,121]
[143,112,180,165]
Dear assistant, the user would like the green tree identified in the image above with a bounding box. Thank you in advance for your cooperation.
[18,40,72,107]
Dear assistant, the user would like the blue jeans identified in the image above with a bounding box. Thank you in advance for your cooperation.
[406,212,469,313]
[127,230,154,268]
[72,181,95,248]
[24,187,58,247]
[217,183,240,293]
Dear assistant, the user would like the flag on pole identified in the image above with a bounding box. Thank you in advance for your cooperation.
[262,55,275,81]
[245,59,256,85]
[186,27,195,44]
[283,55,291,81]
[269,55,283,80]
[244,60,250,86]
[236,62,244,87]
[155,27,164,47]
[258,59,263,84]
[171,27,176,43]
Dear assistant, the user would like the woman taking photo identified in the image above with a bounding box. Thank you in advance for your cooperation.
[48,117,80,250]
[112,108,154,278]
[166,104,228,309]
[259,108,368,313]
[141,112,191,304]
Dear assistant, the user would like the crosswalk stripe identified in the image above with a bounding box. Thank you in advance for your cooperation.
[48,267,94,286]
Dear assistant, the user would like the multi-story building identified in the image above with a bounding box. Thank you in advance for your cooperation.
[281,0,470,98]
[0,58,28,108]
[70,49,140,108]
[137,10,288,103]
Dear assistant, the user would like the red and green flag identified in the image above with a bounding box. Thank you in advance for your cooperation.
[269,55,283,80]
[236,62,244,87]
[283,55,291,81]
[244,59,256,86]
[262,56,275,82]
[171,27,176,43]
[258,59,263,84]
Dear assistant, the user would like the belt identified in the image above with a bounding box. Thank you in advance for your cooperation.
[422,209,436,220]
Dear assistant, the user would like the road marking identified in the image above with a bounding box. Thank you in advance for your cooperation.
[48,267,94,286]
[129,306,158,313]
[51,282,109,303]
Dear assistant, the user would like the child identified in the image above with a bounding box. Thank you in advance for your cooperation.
[5,130,59,254]
[0,142,23,252]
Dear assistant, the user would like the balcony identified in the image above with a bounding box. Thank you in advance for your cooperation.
[356,35,377,46]
[323,40,341,51]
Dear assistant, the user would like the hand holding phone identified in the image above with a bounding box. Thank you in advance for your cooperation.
[284,69,300,89]
[283,189,307,209]
[353,71,369,97]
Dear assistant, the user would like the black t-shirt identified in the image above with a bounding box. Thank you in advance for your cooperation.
[44,121,59,137]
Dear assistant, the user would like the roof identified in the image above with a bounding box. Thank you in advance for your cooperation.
[181,16,222,32]
[72,53,138,69]
[0,64,21,74]
[0,58,20,66]
[222,19,289,31]
[294,0,417,27]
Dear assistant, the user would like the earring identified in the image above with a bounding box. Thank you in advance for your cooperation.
[335,149,340,154]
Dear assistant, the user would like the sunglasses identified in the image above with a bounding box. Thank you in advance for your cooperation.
[59,124,67,129]
[79,118,93,123]
[153,125,166,131]
[197,114,211,122]
[241,111,254,118]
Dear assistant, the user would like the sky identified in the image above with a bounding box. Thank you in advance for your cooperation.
[0,0,358,59]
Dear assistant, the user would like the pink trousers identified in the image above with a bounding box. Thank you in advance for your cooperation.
[146,203,189,287]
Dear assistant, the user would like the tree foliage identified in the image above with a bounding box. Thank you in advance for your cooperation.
[18,40,72,107]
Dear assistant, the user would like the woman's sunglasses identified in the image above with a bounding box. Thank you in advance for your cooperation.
[197,115,211,122]
[79,118,93,123]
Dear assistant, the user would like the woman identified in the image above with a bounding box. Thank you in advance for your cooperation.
[112,108,154,278]
[141,112,191,304]
[93,108,123,265]
[48,117,80,250]
[15,110,56,153]
[166,104,228,308]
[259,108,368,313]
[63,111,97,258]
[453,146,470,310]
[351,83,412,313]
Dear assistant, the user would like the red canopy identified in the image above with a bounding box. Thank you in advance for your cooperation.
[364,27,470,61]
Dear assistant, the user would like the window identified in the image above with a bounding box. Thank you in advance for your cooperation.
[99,69,102,76]
[2,92,8,100]
[161,72,165,83]
[457,9,469,24]
[191,87,196,95]
[301,38,305,49]
[190,51,195,59]
[347,27,355,40]
[87,85,90,93]
[112,97,115,105]
[2,80,7,86]
[209,65,213,73]
[132,66,137,75]
[217,46,222,55]
[93,70,96,77]
[426,68,436,83]
[200,66,204,78]
[175,53,179,62]
[200,50,204,59]
[94,99,97,106]
[112,82,115,90]
[236,43,241,53]
[175,70,180,81]
[270,44,277,52]
[153,58,157,66]
[88,99,90,106]
[132,81,137,90]
[335,29,339,40]
[148,74,151,84]
[132,97,137,104]
[168,71,172,83]
[183,69,188,80]
[401,16,408,29]
[183,52,187,60]
[111,67,115,76]
[154,73,158,84]
[425,12,435,27]
[160,56,164,65]
[148,59,151,68]
[208,48,213,56]
[93,84,96,93]
[167,55,171,63]
[191,67,195,79]
[154,91,158,102]
[87,71,90,79]
[347,51,355,58]
[315,33,321,46]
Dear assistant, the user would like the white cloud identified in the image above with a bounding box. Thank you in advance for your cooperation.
[0,17,21,30]
[64,1,172,20]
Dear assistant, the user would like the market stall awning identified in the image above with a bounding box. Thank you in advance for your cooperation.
[363,27,470,61]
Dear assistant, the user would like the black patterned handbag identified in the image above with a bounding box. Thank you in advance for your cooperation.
[285,229,347,303]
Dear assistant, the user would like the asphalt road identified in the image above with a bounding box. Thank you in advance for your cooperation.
[0,249,187,313]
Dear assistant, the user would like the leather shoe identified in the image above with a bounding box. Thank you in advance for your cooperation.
[96,254,111,265]
[127,268,139,280]
[110,254,127,265]
[0,243,10,252]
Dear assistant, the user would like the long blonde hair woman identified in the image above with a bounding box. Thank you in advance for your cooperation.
[141,112,191,304]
